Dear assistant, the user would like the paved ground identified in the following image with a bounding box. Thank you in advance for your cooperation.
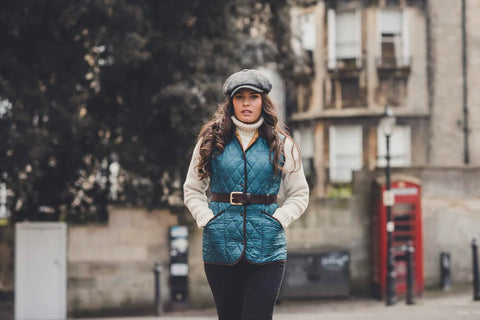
[76,288,480,320]
[2,288,478,319]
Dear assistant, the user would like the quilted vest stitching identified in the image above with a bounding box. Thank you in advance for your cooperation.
[202,136,287,264]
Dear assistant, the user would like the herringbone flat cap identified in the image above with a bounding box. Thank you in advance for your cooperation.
[223,69,272,97]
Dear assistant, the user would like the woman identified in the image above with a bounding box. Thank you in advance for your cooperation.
[184,69,309,320]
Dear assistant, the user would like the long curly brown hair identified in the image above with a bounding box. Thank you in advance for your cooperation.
[196,93,300,180]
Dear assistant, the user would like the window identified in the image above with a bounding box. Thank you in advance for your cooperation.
[297,84,312,113]
[328,9,362,69]
[378,8,410,67]
[291,8,316,69]
[329,125,363,183]
[329,77,366,109]
[293,127,315,182]
[376,76,407,107]
[377,126,411,167]
[297,12,316,52]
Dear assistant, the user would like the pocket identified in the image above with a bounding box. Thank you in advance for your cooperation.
[205,209,226,227]
[202,209,225,260]
[258,210,286,260]
[261,210,283,230]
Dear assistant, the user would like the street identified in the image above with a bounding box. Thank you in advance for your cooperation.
[77,288,480,320]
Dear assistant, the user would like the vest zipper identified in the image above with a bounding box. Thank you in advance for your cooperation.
[234,134,249,249]
[234,133,261,252]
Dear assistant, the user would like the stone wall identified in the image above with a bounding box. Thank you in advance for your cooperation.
[186,216,214,309]
[466,0,480,165]
[68,206,178,317]
[0,225,14,297]
[421,168,480,287]
[428,0,480,166]
[286,196,371,294]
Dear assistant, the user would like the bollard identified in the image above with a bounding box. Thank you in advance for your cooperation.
[472,238,480,301]
[440,252,451,291]
[154,262,164,315]
[405,241,415,305]
[386,246,397,306]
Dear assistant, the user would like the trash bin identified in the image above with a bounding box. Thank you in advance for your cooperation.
[278,249,350,300]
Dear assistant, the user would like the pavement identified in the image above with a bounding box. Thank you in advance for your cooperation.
[74,287,480,320]
[1,287,478,320]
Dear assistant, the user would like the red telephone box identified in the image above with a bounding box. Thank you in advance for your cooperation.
[371,176,424,299]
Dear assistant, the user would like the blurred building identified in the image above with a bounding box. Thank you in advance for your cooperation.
[290,0,426,195]
[289,0,480,194]
[4,1,480,314]
[280,0,480,296]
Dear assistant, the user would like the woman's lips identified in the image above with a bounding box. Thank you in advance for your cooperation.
[242,110,252,115]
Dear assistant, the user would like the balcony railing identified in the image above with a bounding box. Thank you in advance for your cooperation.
[327,57,363,72]
[376,56,412,70]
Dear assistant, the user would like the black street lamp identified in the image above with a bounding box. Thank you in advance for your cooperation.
[379,104,396,306]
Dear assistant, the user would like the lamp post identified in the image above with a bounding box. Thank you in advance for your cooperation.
[379,104,396,306]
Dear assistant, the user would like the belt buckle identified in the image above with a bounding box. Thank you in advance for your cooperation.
[230,192,243,206]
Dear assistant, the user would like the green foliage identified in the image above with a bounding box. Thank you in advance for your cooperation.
[326,185,353,199]
[0,0,295,222]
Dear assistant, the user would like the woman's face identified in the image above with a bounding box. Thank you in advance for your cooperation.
[232,89,263,124]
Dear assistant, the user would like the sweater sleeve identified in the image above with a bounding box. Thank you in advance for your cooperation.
[183,139,215,228]
[272,137,310,228]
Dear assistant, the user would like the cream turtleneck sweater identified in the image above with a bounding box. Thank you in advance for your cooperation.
[183,116,309,229]
[231,116,264,150]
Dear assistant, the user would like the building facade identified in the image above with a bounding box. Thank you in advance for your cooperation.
[290,0,431,196]
[282,0,480,295]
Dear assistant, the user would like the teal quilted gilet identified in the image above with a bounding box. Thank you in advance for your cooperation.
[202,135,286,264]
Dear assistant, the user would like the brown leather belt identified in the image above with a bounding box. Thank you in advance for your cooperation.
[211,192,277,206]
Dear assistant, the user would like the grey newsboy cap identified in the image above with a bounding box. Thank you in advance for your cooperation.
[223,69,272,97]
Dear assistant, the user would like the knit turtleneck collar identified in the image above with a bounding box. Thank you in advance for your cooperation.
[231,116,264,135]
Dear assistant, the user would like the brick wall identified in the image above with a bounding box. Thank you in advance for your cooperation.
[68,206,178,317]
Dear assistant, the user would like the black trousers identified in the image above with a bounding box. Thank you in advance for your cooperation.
[204,257,286,320]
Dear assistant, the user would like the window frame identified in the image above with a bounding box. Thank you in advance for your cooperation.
[376,7,411,68]
[327,8,362,70]
[329,125,363,183]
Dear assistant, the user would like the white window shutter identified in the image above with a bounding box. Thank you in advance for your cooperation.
[336,10,357,59]
[392,126,411,166]
[300,12,316,51]
[293,128,314,158]
[294,128,315,176]
[302,128,315,158]
[402,8,410,66]
[380,9,402,34]
[329,126,363,183]
[328,8,336,69]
